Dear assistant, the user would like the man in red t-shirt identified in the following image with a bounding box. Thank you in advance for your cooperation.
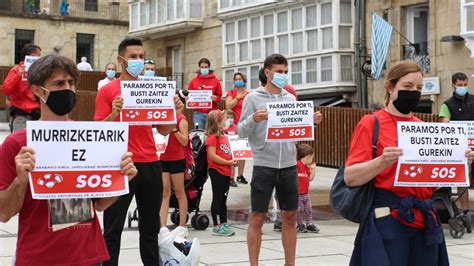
[2,44,42,132]
[94,37,184,265]
[0,54,138,266]
[188,58,222,129]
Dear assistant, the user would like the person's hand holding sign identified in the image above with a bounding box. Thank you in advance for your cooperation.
[228,160,238,167]
[465,149,474,165]
[173,95,184,115]
[211,95,218,101]
[253,109,268,123]
[313,111,323,125]
[15,147,36,185]
[18,65,25,78]
[108,96,123,121]
[379,147,403,168]
[120,152,137,181]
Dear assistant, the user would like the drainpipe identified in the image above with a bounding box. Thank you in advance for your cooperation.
[354,0,362,107]
[360,0,368,108]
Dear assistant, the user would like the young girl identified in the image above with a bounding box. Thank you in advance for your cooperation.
[205,110,237,236]
[296,144,319,233]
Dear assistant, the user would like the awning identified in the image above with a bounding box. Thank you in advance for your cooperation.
[308,96,345,106]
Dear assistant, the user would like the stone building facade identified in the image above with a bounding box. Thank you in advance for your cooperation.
[365,0,474,113]
[0,0,130,70]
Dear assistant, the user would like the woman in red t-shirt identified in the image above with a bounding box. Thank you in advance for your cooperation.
[205,110,237,236]
[344,60,473,266]
[225,72,250,185]
[159,113,189,230]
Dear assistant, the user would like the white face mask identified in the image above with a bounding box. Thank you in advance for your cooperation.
[225,118,234,128]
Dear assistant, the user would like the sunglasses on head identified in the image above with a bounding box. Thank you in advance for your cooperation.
[144,59,155,65]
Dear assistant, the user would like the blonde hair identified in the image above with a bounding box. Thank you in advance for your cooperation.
[383,60,423,106]
[205,110,225,137]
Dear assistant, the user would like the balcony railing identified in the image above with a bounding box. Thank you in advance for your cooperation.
[0,0,128,23]
[129,0,203,33]
[403,42,430,73]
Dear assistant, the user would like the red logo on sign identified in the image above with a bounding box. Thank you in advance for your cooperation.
[31,170,126,195]
[267,126,313,140]
[186,102,212,108]
[232,150,253,159]
[398,163,467,183]
[122,108,175,123]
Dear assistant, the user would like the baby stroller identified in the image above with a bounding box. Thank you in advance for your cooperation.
[127,129,210,230]
[433,187,472,239]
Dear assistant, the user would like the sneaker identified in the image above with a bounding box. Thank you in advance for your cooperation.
[273,221,282,232]
[230,180,238,187]
[212,224,234,236]
[306,223,320,233]
[297,223,307,233]
[236,175,248,184]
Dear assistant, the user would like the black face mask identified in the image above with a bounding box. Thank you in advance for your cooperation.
[392,90,421,115]
[41,87,76,116]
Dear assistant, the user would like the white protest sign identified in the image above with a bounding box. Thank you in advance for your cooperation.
[395,122,470,187]
[22,56,40,81]
[138,75,167,81]
[265,101,314,142]
[120,80,176,125]
[27,121,129,199]
[152,127,169,155]
[226,134,253,160]
[451,121,474,148]
[186,90,213,109]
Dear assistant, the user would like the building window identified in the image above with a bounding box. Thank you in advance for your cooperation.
[404,5,430,73]
[0,0,10,11]
[321,56,332,82]
[225,69,234,91]
[85,0,98,12]
[140,2,148,27]
[340,55,352,81]
[306,58,317,84]
[150,0,158,24]
[76,33,95,68]
[466,1,474,32]
[291,60,303,85]
[14,29,34,64]
[250,65,260,89]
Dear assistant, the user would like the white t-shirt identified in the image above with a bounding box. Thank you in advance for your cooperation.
[77,62,93,71]
[97,78,115,90]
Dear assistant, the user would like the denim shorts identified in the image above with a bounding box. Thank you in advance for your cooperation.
[250,165,298,212]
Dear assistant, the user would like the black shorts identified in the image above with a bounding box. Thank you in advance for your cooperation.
[160,159,186,174]
[250,165,298,213]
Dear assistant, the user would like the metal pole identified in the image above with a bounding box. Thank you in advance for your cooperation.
[354,0,362,108]
[361,0,368,108]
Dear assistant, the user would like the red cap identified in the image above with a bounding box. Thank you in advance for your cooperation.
[284,84,298,100]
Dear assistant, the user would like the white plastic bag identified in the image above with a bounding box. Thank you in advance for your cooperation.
[159,227,200,266]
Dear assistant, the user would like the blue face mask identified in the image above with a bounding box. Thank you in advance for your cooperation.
[271,72,288,89]
[144,70,155,77]
[125,59,144,78]
[235,80,245,88]
[200,68,209,76]
[106,70,116,79]
[455,86,469,97]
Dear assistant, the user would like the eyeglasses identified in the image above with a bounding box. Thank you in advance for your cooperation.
[144,59,155,65]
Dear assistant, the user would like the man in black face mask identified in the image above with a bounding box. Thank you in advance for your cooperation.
[0,54,138,265]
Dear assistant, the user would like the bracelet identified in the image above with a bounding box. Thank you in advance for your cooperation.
[172,128,179,133]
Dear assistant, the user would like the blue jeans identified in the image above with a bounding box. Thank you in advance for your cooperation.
[193,112,207,130]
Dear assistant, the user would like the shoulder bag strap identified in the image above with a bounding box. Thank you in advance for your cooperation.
[371,115,379,159]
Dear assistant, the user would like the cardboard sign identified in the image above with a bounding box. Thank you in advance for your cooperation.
[265,101,314,142]
[395,122,470,187]
[120,80,176,125]
[27,121,129,199]
[226,134,253,160]
[186,90,213,109]
[451,121,474,148]
[22,56,40,81]
[138,75,167,81]
[152,127,169,155]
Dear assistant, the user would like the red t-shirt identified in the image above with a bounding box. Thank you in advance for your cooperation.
[94,79,158,163]
[161,113,186,161]
[0,130,109,266]
[345,109,434,229]
[206,134,232,176]
[2,62,40,113]
[297,160,311,194]
[226,89,249,123]
[188,73,222,114]
[224,124,237,135]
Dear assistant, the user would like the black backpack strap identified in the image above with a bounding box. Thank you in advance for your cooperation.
[371,115,379,159]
